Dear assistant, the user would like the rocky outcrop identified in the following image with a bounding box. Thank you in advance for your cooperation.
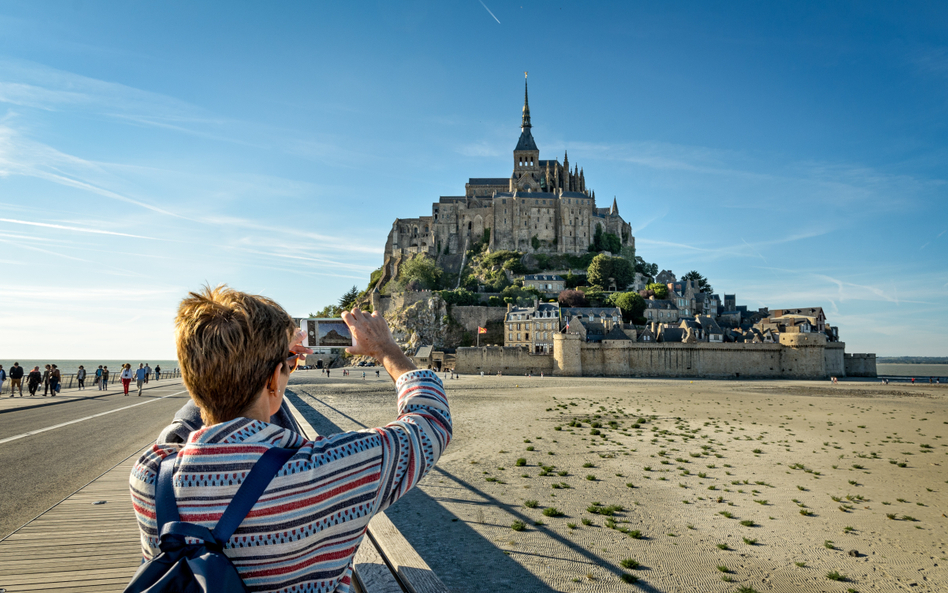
[385,294,466,350]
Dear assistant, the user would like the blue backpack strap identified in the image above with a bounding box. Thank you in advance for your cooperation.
[211,447,296,543]
[155,452,180,531]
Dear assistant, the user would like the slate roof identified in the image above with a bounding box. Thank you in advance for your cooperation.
[506,302,560,320]
[467,178,509,186]
[645,300,678,310]
[524,274,564,282]
[414,345,434,359]
[604,327,632,341]
[515,130,538,152]
[561,307,621,319]
[659,328,686,343]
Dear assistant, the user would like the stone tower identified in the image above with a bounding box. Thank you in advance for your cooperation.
[512,73,540,191]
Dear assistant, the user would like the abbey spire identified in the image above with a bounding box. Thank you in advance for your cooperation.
[513,71,539,178]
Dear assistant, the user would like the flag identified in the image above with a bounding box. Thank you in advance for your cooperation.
[477,326,487,334]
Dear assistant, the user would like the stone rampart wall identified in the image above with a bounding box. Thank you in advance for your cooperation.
[455,346,554,375]
[825,343,846,377]
[474,335,874,379]
[844,353,877,377]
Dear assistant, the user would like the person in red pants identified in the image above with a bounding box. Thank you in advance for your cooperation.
[120,363,134,395]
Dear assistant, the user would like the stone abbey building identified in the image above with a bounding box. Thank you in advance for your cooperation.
[382,77,634,270]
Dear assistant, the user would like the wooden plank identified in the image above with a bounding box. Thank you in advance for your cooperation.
[352,537,404,593]
[367,512,449,593]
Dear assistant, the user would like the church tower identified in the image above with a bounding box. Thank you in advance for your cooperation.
[512,73,540,191]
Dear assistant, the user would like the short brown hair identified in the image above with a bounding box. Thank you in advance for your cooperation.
[175,285,295,425]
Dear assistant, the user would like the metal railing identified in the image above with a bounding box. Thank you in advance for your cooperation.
[73,368,181,389]
[1,369,183,394]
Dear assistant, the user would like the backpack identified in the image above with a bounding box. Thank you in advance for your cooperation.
[124,446,296,593]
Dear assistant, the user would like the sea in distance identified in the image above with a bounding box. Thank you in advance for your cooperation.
[0,359,180,376]
[875,364,948,378]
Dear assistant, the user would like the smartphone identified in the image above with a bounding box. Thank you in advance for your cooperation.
[302,319,353,348]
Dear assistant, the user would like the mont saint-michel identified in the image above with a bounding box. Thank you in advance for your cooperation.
[378,76,634,287]
[341,77,878,382]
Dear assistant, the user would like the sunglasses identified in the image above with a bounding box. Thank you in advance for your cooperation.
[285,352,303,374]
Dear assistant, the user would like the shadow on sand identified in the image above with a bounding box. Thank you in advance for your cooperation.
[286,389,665,593]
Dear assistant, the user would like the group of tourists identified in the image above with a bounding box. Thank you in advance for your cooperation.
[117,363,160,396]
[0,362,163,397]
[0,363,66,397]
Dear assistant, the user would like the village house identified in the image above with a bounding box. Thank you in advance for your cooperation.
[644,299,679,324]
[769,307,826,333]
[505,300,560,354]
[523,273,565,296]
[560,307,622,332]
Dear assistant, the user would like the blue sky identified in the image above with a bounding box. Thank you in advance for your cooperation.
[0,1,945,358]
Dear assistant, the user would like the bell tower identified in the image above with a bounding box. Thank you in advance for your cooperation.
[512,72,540,190]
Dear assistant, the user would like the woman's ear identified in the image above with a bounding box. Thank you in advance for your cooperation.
[266,362,285,416]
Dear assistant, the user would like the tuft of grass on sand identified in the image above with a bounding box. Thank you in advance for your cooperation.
[620,573,639,584]
[511,520,526,531]
[620,558,641,569]
[826,570,848,581]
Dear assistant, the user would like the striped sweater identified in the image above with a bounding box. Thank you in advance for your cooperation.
[129,369,450,593]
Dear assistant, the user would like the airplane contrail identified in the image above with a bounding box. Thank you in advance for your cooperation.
[0,218,154,239]
[479,0,501,24]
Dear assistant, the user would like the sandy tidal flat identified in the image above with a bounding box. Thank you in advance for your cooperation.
[288,372,947,593]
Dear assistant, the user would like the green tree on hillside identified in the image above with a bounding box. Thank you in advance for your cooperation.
[587,253,634,290]
[338,285,360,310]
[610,292,646,323]
[399,254,442,290]
[590,224,622,254]
[634,256,658,282]
[645,282,669,299]
[681,270,713,293]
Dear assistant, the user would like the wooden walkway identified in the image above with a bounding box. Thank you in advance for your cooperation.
[0,399,448,593]
[0,452,144,592]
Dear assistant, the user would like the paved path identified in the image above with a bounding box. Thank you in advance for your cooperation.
[0,379,191,538]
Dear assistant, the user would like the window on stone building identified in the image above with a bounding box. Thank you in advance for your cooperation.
[525,333,530,341]
[509,332,512,340]
[517,333,521,340]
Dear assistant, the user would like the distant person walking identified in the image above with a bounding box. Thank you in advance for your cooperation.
[49,365,61,396]
[143,363,151,384]
[135,363,146,396]
[0,365,5,395]
[95,365,103,389]
[76,365,86,390]
[42,364,52,396]
[9,362,24,396]
[154,365,161,380]
[120,364,133,396]
[102,366,110,389]
[27,367,42,396]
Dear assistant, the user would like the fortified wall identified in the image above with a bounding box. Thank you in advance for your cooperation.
[454,332,876,379]
[844,353,877,377]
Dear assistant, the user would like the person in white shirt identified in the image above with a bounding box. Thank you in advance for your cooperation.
[120,364,134,396]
